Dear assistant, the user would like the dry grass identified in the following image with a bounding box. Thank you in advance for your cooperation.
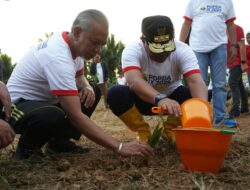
[0,99,250,190]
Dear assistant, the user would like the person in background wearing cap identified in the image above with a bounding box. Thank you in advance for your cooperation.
[245,31,250,88]
[107,15,207,143]
[227,24,249,118]
[179,0,237,126]
[6,9,154,159]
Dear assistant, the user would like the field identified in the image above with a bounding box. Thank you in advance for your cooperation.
[0,99,250,190]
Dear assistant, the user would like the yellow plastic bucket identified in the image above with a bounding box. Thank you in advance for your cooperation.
[181,98,212,128]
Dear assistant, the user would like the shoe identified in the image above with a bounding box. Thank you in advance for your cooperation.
[136,129,151,142]
[223,119,237,127]
[46,138,90,154]
[15,144,46,160]
[161,116,181,143]
[214,118,237,128]
[161,127,176,143]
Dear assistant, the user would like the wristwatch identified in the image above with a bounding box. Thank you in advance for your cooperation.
[240,60,246,64]
[154,93,167,106]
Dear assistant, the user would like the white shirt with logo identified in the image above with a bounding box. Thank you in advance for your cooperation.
[7,32,84,103]
[122,39,200,96]
[184,0,236,52]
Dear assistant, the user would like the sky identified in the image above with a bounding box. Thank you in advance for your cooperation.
[0,0,249,63]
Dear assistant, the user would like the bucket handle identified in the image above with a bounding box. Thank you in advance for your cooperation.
[151,107,168,114]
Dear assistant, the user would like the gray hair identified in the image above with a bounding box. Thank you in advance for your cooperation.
[72,9,109,32]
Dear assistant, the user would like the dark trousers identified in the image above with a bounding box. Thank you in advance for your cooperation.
[228,66,249,117]
[10,83,101,150]
[107,85,192,116]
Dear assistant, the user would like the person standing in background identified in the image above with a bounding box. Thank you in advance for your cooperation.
[245,31,250,87]
[227,24,249,118]
[179,0,237,126]
[90,54,109,108]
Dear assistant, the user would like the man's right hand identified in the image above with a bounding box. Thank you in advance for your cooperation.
[0,120,15,149]
[117,141,155,158]
[158,98,182,117]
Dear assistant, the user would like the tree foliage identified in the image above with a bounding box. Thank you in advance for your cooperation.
[0,53,15,83]
[101,34,125,84]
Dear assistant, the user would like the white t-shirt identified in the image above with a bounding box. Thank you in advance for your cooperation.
[122,39,200,96]
[184,0,236,52]
[117,76,126,85]
[7,32,84,103]
[96,62,104,84]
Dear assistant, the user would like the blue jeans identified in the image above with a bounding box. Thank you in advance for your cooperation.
[194,45,227,123]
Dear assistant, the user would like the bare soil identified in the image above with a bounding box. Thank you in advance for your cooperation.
[0,99,249,190]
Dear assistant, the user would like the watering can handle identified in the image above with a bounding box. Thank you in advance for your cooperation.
[151,107,168,114]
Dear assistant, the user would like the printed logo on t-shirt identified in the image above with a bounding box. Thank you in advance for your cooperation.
[148,74,171,85]
[202,5,222,13]
[37,39,48,50]
[147,74,171,91]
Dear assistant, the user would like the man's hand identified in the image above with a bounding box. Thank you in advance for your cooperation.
[79,86,95,108]
[117,141,155,158]
[0,120,15,148]
[158,98,182,117]
[241,63,248,72]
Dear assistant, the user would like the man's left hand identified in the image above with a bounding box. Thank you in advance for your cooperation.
[79,86,95,108]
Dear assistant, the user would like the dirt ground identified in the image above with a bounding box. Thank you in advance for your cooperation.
[0,99,250,190]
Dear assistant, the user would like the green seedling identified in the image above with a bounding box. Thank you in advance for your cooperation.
[148,114,165,148]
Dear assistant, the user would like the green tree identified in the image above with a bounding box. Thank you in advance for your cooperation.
[0,53,15,83]
[101,34,125,84]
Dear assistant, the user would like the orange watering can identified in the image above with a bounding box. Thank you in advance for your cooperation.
[151,98,212,128]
